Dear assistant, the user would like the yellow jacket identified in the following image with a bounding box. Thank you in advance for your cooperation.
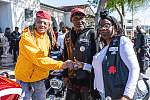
[15,28,63,82]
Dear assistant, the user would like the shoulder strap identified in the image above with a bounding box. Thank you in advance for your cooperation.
[65,31,73,60]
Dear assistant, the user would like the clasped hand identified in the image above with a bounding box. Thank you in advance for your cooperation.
[62,58,84,70]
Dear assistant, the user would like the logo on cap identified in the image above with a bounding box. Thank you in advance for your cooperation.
[36,12,43,16]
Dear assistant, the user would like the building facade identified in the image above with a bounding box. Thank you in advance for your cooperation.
[0,0,40,33]
[0,0,95,33]
[125,19,141,39]
[57,4,95,28]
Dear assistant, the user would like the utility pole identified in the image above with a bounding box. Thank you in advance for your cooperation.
[132,10,134,38]
[144,15,150,33]
[132,1,134,38]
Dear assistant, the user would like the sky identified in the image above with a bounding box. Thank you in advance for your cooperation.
[40,0,150,25]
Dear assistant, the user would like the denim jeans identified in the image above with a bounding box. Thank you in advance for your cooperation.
[99,92,105,100]
[16,79,46,100]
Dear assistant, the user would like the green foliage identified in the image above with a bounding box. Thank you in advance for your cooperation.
[88,0,150,13]
[106,0,149,13]
[146,30,148,34]
[87,0,99,8]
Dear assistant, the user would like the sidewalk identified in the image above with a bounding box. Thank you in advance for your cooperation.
[0,64,150,100]
[0,64,16,81]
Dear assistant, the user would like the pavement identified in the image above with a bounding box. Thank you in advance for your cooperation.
[0,64,16,81]
[146,67,150,87]
[0,64,150,100]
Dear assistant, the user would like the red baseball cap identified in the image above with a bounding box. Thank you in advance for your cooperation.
[36,10,51,20]
[70,8,86,21]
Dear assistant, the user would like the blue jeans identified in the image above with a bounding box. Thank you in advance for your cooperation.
[99,92,105,100]
[16,79,46,100]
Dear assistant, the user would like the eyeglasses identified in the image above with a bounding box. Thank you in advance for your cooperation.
[72,16,85,21]
[99,23,112,29]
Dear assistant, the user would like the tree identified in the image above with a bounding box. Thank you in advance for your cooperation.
[88,0,108,30]
[88,0,150,31]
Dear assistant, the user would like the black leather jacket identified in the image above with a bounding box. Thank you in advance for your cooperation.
[63,28,97,86]
[134,31,146,50]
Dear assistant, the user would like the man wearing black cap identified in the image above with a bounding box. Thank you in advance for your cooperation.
[63,8,98,100]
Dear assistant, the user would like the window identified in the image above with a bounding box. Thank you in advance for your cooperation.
[25,9,33,21]
[127,20,133,23]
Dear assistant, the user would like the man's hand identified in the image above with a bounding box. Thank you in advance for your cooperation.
[66,60,74,70]
[62,60,74,69]
[62,62,67,69]
[74,58,84,70]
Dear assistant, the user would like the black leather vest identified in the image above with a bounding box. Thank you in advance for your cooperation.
[102,36,129,99]
[65,29,92,63]
[64,29,93,85]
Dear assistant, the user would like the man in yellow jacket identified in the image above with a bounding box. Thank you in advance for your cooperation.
[15,10,67,100]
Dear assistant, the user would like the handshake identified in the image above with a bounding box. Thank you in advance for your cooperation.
[62,58,84,70]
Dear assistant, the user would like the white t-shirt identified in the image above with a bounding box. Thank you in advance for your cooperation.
[92,36,140,99]
[57,34,65,52]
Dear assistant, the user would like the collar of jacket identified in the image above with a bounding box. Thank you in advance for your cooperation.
[71,28,93,44]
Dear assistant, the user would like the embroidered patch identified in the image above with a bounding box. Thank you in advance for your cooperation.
[109,47,118,51]
[37,12,43,16]
[79,38,88,42]
[108,66,116,74]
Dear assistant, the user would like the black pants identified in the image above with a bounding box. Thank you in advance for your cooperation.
[13,47,19,62]
[137,50,146,74]
[66,86,89,100]
[9,45,13,54]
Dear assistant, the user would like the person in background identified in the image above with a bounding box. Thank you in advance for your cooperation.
[134,25,147,74]
[53,27,58,40]
[53,27,62,40]
[63,8,98,100]
[57,26,69,53]
[11,27,21,62]
[12,27,21,38]
[5,27,12,41]
[5,27,13,54]
[92,11,140,100]
[14,10,69,100]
